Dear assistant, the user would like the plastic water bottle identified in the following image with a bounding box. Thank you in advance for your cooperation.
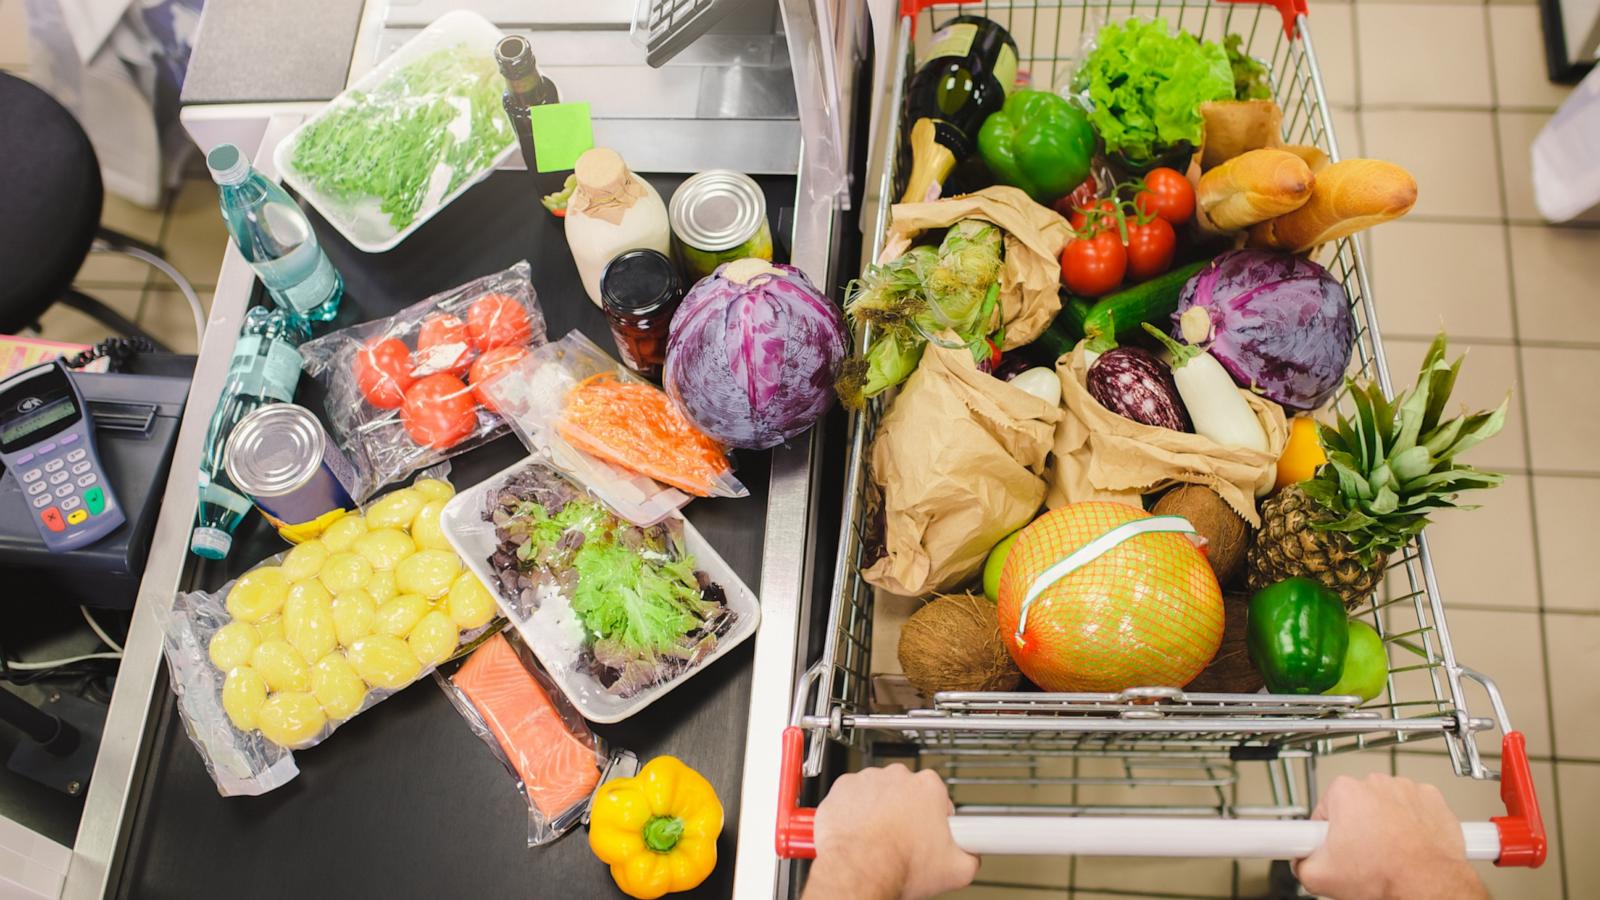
[190,306,310,559]
[206,143,343,322]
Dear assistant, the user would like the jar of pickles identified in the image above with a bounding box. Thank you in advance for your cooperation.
[668,170,773,282]
[599,249,682,379]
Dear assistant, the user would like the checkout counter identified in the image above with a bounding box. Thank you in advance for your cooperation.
[60,0,877,896]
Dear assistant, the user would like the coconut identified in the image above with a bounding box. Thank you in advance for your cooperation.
[898,593,1022,697]
[1153,485,1250,587]
[1184,592,1264,694]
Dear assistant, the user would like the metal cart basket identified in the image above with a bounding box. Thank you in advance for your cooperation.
[776,0,1546,871]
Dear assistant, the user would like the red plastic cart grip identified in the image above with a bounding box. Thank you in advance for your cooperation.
[776,726,818,859]
[899,0,1306,36]
[1492,731,1547,867]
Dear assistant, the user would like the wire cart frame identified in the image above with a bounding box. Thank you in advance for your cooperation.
[776,0,1546,870]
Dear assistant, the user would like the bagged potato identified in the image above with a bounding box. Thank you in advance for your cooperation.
[861,343,1060,596]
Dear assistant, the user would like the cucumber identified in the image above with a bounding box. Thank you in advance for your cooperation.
[1080,258,1210,351]
[1031,296,1093,360]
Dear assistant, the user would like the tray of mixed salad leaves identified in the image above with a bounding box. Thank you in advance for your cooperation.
[439,457,759,722]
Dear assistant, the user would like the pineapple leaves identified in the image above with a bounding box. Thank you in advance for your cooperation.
[1440,397,1509,460]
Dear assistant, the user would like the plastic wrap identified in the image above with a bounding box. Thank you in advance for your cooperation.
[482,331,745,510]
[437,632,606,846]
[158,469,499,796]
[438,457,761,723]
[299,262,548,501]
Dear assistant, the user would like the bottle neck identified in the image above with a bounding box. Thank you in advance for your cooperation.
[497,36,548,107]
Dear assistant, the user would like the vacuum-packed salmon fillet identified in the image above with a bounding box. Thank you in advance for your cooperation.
[454,634,601,819]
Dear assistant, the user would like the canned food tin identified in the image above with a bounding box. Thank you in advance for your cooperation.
[668,170,774,282]
[224,403,357,542]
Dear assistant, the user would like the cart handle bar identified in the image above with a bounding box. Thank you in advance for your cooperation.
[898,0,1309,37]
[776,727,1546,866]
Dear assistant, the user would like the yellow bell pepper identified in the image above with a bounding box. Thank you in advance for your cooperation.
[588,756,723,899]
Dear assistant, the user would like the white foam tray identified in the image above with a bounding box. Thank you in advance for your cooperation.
[440,456,760,723]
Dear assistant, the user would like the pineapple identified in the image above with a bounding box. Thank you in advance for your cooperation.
[1246,334,1508,607]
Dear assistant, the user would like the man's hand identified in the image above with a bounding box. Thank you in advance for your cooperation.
[1294,773,1489,900]
[802,764,979,900]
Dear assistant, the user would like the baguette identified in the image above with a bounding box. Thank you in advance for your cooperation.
[1250,159,1417,252]
[1197,148,1315,231]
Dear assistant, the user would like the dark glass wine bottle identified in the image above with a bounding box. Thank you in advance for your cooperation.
[495,36,564,196]
[900,15,1018,204]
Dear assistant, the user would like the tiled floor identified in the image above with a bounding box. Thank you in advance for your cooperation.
[4,0,1597,897]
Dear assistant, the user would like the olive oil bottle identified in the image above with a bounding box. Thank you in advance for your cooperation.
[900,15,1018,204]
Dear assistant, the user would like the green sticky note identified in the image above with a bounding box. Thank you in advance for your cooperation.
[527,102,594,173]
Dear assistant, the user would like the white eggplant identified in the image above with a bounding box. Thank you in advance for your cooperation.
[1142,321,1270,453]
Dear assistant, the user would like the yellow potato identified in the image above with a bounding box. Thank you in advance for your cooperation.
[408,610,459,667]
[221,666,268,731]
[410,500,451,551]
[411,478,455,501]
[285,579,332,614]
[320,514,368,552]
[286,594,338,663]
[256,616,285,644]
[311,653,368,720]
[395,549,461,600]
[256,692,327,748]
[366,570,398,605]
[208,621,259,672]
[367,489,424,530]
[446,573,496,629]
[374,593,429,637]
[282,539,329,582]
[331,589,377,647]
[250,640,310,693]
[347,634,421,689]
[352,528,415,571]
[319,551,373,595]
[225,566,289,622]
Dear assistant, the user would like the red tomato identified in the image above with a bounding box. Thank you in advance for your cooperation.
[1125,216,1177,282]
[414,313,472,376]
[466,293,534,352]
[468,345,529,413]
[1135,168,1196,225]
[401,373,477,449]
[1060,231,1127,297]
[1069,198,1119,233]
[353,336,415,409]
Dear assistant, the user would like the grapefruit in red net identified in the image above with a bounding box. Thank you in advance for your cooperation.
[995,501,1224,692]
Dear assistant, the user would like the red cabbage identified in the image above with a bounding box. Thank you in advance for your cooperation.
[665,260,847,450]
[1173,250,1353,411]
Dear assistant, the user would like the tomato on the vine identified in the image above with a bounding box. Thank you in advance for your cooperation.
[1069,198,1120,233]
[353,337,415,409]
[1052,174,1100,220]
[401,373,477,449]
[1061,231,1127,297]
[1125,216,1176,281]
[1134,167,1195,225]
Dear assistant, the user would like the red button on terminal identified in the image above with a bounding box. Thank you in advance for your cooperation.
[41,508,65,532]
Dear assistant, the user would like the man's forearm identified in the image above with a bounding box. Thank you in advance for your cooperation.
[801,851,907,900]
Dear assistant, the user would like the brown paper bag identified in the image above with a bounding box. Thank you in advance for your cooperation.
[887,186,1072,349]
[862,343,1062,596]
[1047,344,1288,526]
[1198,100,1284,171]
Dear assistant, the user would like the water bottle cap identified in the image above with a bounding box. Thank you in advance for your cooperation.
[206,144,250,186]
[191,526,232,559]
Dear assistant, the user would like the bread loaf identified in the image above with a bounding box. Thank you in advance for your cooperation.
[1250,159,1417,252]
[1197,149,1315,231]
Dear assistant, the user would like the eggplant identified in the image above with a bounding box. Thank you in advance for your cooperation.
[1086,347,1193,432]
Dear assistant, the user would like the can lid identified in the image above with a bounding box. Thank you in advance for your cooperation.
[601,249,679,314]
[669,170,766,253]
[224,403,326,498]
[191,526,232,559]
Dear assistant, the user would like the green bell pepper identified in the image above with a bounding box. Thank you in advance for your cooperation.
[1246,577,1349,694]
[977,90,1096,205]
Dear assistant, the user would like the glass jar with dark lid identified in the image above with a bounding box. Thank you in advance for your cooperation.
[599,248,682,379]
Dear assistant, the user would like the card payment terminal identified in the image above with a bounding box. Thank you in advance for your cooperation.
[0,359,125,551]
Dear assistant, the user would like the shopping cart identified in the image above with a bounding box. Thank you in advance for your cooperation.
[775,0,1546,873]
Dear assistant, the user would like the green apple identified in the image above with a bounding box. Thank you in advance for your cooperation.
[1324,620,1387,702]
[981,530,1022,602]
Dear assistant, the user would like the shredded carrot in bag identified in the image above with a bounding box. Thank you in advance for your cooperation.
[555,373,732,496]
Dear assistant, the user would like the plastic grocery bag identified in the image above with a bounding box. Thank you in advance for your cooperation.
[482,330,745,511]
[158,471,501,796]
[436,632,606,846]
[299,261,548,501]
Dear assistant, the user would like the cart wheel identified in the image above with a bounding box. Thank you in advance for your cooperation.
[1266,859,1301,899]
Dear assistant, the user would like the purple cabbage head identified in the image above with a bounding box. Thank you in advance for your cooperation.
[664,260,847,450]
[1173,250,1354,411]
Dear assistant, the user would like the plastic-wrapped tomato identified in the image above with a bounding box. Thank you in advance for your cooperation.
[401,374,477,449]
[466,293,533,352]
[353,337,415,409]
[414,313,472,377]
[468,345,529,413]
